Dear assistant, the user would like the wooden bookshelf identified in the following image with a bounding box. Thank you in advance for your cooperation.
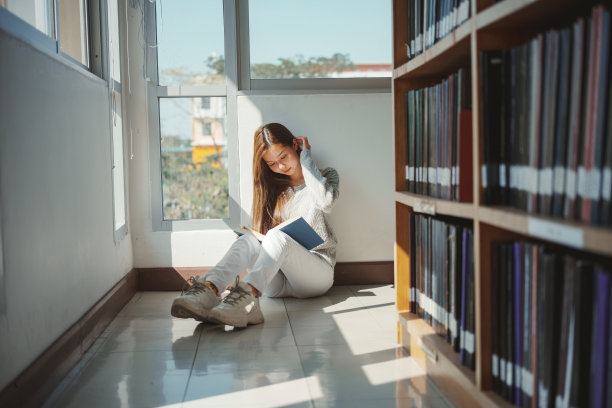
[392,0,612,407]
[395,192,476,219]
[393,18,472,80]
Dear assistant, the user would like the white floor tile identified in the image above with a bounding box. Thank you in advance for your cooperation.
[193,345,302,374]
[45,289,454,408]
[198,324,296,349]
[183,370,312,407]
[49,350,194,408]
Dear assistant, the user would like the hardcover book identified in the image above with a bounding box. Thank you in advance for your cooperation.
[235,216,324,251]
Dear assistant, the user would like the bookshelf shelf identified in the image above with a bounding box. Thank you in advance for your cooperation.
[399,312,511,408]
[393,0,612,406]
[476,0,577,31]
[395,191,476,219]
[478,206,612,257]
[393,19,472,81]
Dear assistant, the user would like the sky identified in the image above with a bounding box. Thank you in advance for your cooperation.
[155,0,391,78]
[155,0,391,142]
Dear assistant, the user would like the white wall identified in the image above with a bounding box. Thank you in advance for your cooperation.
[130,91,394,266]
[237,94,395,262]
[0,31,134,390]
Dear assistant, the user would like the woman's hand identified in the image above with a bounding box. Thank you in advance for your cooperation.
[296,136,311,151]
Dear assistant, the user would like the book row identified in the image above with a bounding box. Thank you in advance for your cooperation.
[408,213,475,369]
[404,68,473,201]
[405,0,470,59]
[491,241,612,408]
[481,5,612,226]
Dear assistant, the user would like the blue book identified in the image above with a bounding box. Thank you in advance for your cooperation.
[235,216,324,250]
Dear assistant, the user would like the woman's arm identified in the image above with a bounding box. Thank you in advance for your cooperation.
[297,139,339,213]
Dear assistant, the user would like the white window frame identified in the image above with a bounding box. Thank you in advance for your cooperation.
[0,0,104,78]
[146,0,390,232]
[106,0,128,242]
[236,0,390,92]
[147,0,240,232]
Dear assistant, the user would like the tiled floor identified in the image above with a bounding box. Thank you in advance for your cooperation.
[43,285,453,408]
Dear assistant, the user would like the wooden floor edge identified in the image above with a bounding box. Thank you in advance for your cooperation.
[0,269,138,408]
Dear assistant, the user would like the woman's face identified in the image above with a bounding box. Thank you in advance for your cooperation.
[262,142,300,178]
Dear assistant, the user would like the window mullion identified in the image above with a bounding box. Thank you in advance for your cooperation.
[157,85,227,98]
[236,0,250,91]
[223,0,242,226]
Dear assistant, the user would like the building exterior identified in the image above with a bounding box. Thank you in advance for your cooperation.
[190,96,227,167]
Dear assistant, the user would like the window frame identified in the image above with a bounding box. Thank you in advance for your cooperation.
[56,0,90,69]
[146,0,390,232]
[0,0,105,79]
[147,0,240,232]
[236,0,391,92]
[106,0,128,242]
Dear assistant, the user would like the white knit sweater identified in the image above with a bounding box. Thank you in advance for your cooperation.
[281,149,340,268]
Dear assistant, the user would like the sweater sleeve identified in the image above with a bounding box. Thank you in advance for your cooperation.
[299,149,339,213]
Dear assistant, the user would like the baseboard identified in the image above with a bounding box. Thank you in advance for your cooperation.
[333,261,394,285]
[0,269,138,408]
[138,266,213,291]
[136,261,394,290]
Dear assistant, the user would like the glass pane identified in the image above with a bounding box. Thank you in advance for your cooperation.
[58,0,89,66]
[111,90,126,230]
[156,0,225,86]
[2,0,54,36]
[108,0,120,82]
[159,97,228,220]
[249,0,391,79]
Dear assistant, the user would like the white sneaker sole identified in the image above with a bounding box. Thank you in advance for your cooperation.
[171,300,217,322]
[208,307,264,328]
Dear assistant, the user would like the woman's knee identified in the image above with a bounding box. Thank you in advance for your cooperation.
[262,228,289,247]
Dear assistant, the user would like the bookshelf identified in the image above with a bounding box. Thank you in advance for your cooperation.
[393,0,612,407]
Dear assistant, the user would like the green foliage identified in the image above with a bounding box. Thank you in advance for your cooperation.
[161,148,229,220]
[204,53,355,79]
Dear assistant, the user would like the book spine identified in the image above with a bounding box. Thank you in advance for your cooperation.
[514,242,523,406]
[590,267,611,407]
[579,8,602,223]
[564,19,586,220]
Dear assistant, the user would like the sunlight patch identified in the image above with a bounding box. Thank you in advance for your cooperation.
[361,357,424,386]
[179,375,322,407]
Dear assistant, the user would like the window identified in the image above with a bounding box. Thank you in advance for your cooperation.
[159,98,228,221]
[247,0,391,82]
[0,0,54,36]
[201,96,211,110]
[1,0,103,72]
[156,0,225,86]
[57,0,89,65]
[202,122,212,136]
[108,0,127,238]
[148,0,390,230]
[154,0,230,225]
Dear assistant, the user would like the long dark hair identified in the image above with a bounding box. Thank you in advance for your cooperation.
[251,123,300,233]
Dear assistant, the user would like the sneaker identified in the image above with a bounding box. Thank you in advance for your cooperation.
[208,276,264,328]
[171,276,221,321]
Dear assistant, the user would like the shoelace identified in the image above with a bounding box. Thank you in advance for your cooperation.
[223,276,250,305]
[182,276,207,296]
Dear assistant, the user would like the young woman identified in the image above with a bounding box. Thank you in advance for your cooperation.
[171,123,339,328]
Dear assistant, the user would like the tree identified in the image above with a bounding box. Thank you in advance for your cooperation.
[204,53,356,79]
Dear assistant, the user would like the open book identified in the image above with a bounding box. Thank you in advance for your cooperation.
[235,216,324,250]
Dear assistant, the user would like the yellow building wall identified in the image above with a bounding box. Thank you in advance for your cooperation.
[192,145,222,168]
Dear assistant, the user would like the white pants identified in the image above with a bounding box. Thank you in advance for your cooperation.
[205,230,334,298]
